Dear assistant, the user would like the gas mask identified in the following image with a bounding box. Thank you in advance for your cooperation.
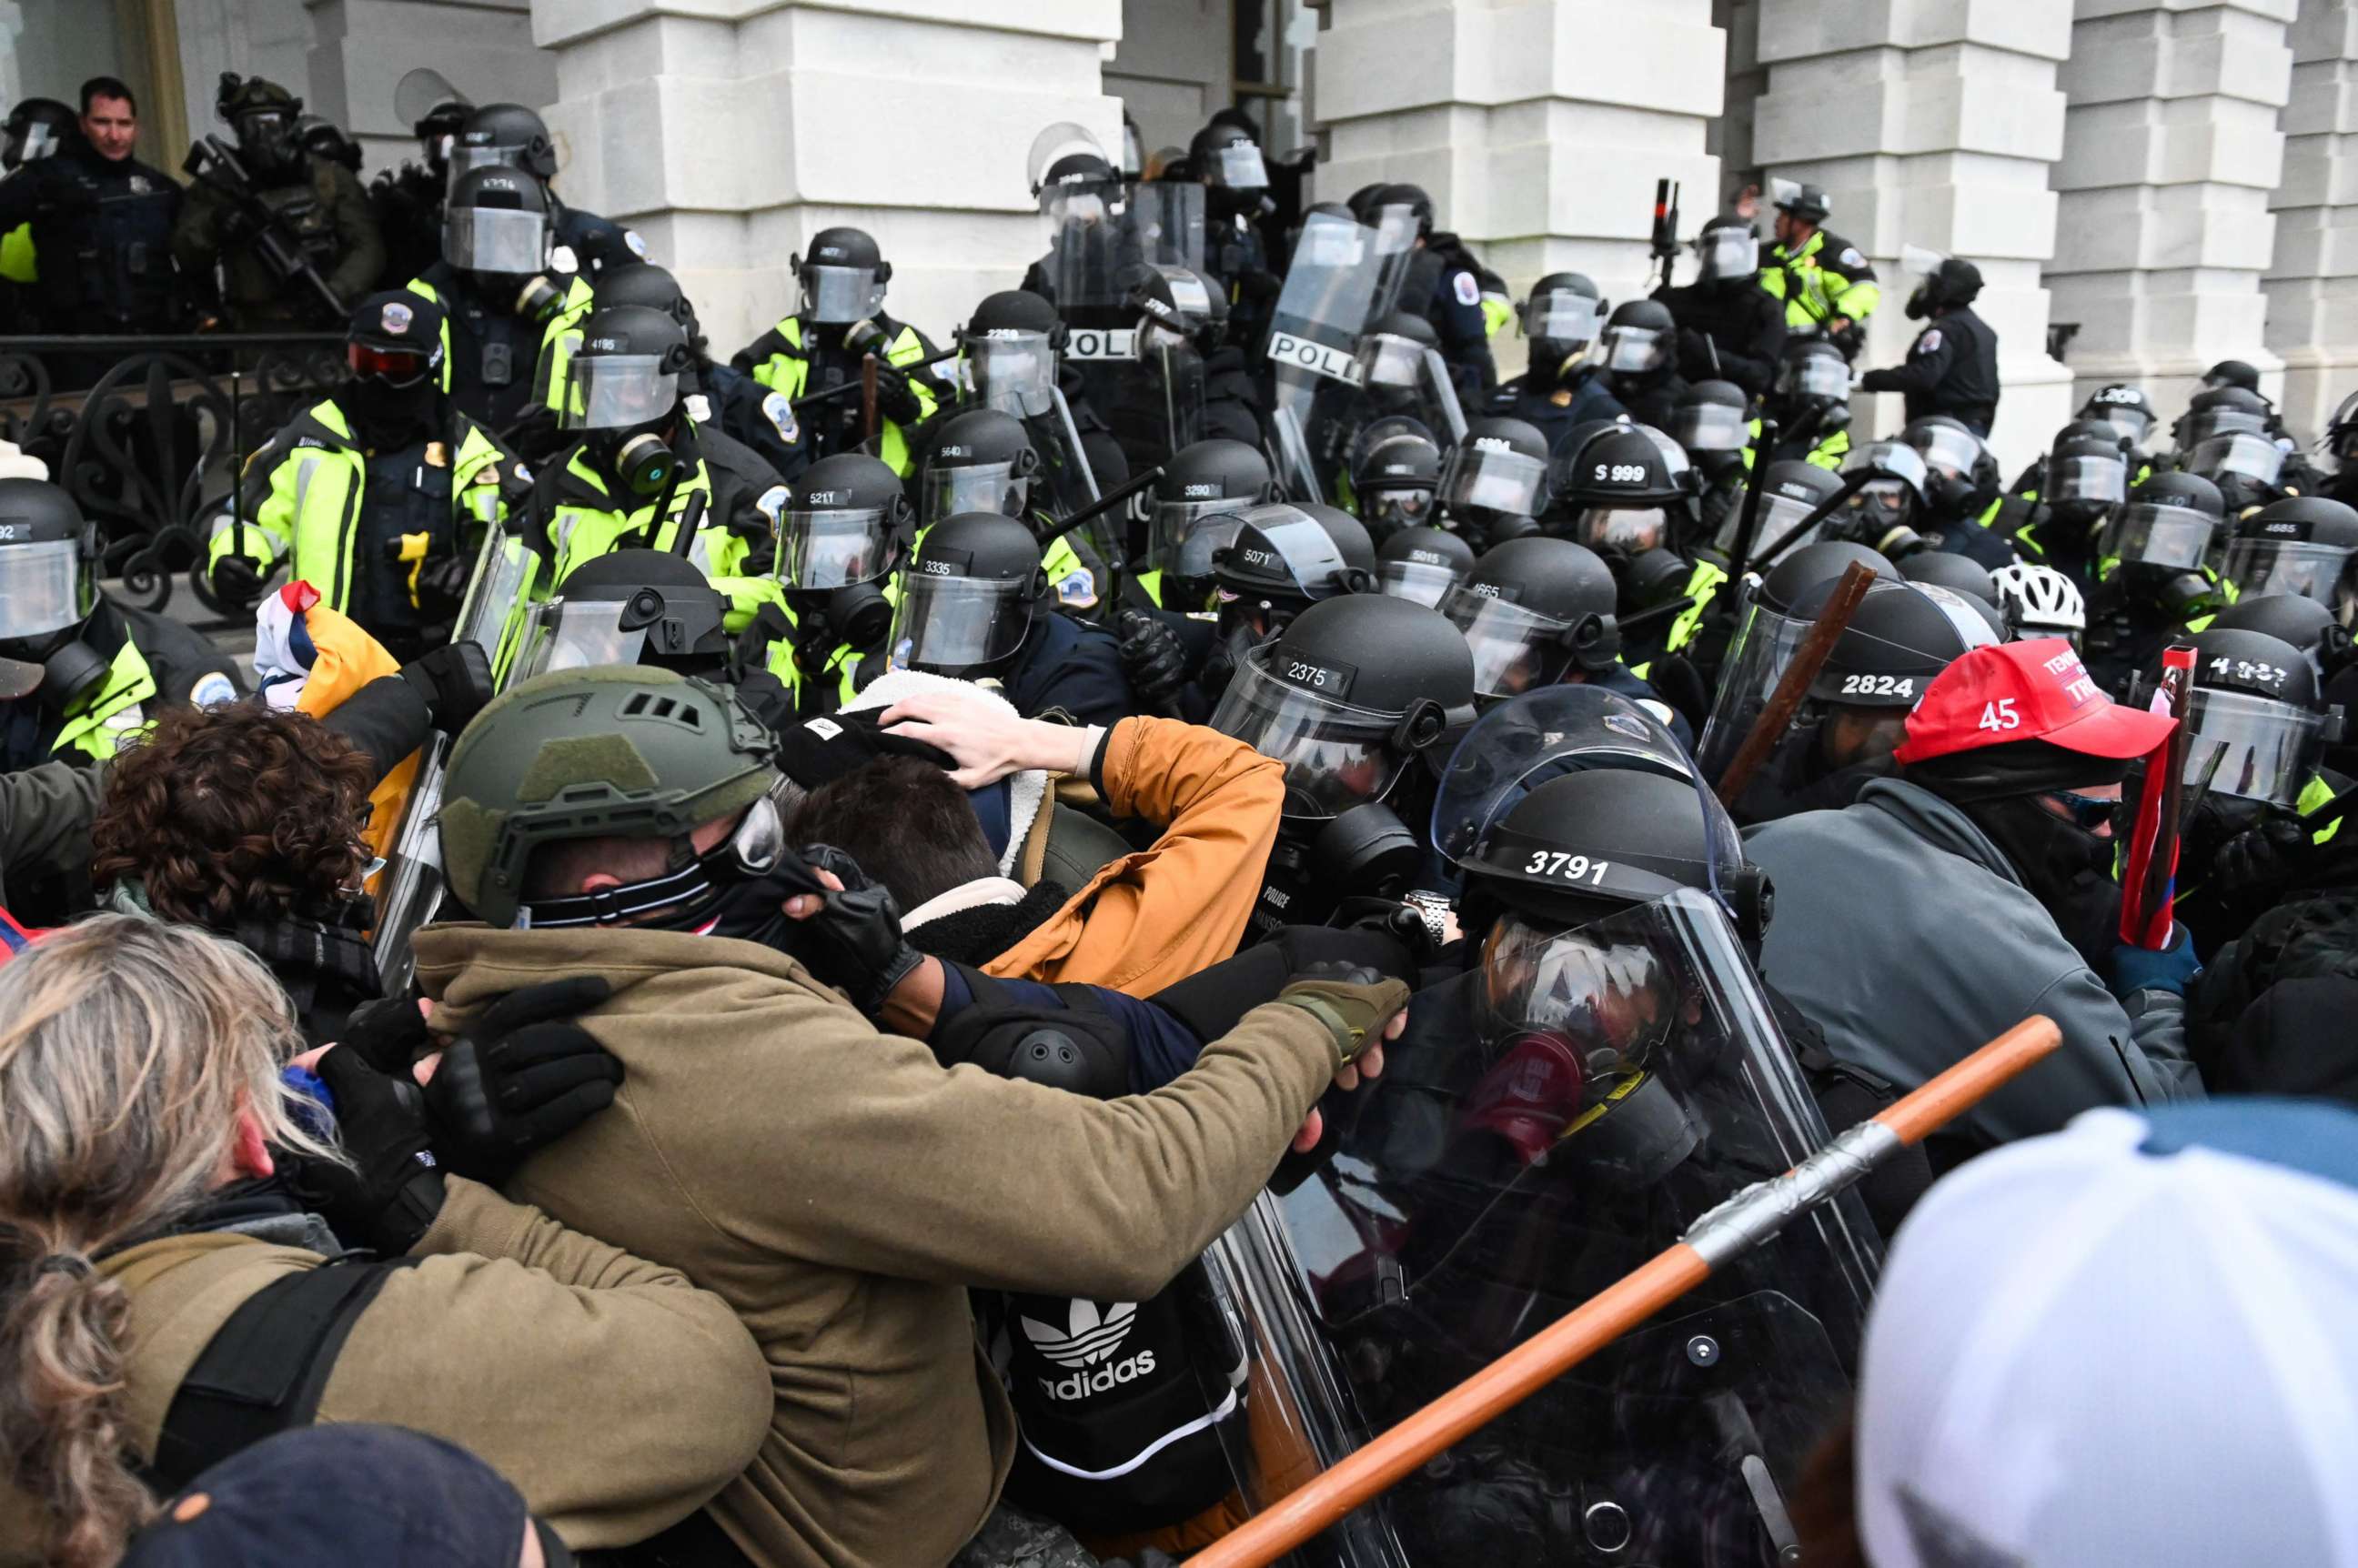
[591,423,681,499]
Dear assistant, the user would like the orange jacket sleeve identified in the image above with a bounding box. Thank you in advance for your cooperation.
[985,717,1284,994]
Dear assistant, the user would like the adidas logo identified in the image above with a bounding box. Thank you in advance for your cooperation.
[1023,1300,1156,1402]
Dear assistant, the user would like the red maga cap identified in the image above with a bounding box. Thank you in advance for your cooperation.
[1894,637,2175,764]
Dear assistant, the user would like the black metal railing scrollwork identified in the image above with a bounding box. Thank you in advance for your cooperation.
[0,334,347,617]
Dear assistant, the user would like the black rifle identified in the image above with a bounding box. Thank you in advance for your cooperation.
[181,136,346,319]
[1649,177,1683,291]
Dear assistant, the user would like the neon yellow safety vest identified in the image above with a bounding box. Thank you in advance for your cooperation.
[210,398,516,615]
[747,317,937,477]
[1758,230,1883,332]
[0,223,34,286]
[541,449,738,587]
[404,274,593,418]
[53,639,155,761]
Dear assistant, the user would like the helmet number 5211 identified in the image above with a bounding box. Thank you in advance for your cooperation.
[1525,851,1611,885]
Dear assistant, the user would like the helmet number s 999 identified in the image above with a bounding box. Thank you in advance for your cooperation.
[1593,464,1648,484]
[1523,851,1611,886]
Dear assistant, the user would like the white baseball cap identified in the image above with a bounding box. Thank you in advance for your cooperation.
[1856,1100,2358,1568]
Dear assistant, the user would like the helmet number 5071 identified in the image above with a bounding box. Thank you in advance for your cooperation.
[1524,851,1611,885]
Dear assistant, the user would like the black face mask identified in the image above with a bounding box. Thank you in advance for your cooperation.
[346,375,437,445]
[1959,793,2122,973]
[644,863,815,949]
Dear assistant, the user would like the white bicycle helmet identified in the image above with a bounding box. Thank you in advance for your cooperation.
[1990,561,2087,638]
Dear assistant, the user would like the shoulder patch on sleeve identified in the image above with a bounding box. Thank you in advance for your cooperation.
[1839,246,1866,269]
[1054,568,1099,608]
[548,244,580,276]
[761,390,800,445]
[1453,271,1483,307]
[624,229,649,259]
[756,485,788,528]
[1914,328,1943,356]
[190,672,238,709]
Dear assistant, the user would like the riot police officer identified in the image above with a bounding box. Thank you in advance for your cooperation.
[1694,538,1902,781]
[2081,382,2162,468]
[1759,180,1880,356]
[1128,261,1267,452]
[2080,471,2229,697]
[207,291,530,661]
[1140,437,1275,612]
[1376,525,1476,609]
[0,80,181,347]
[1594,298,1689,428]
[529,304,760,587]
[1672,379,1752,542]
[1376,182,1497,400]
[1764,337,1855,470]
[2222,495,2358,626]
[448,103,646,277]
[0,478,238,772]
[1435,416,1549,552]
[592,260,808,485]
[2175,385,2289,517]
[1435,534,1668,719]
[1488,273,1626,450]
[887,510,1134,724]
[511,547,738,685]
[917,406,1107,613]
[1189,119,1281,352]
[1860,256,2000,435]
[1551,421,1720,678]
[1211,592,1475,936]
[172,74,380,330]
[766,453,913,712]
[2004,426,2130,592]
[737,226,946,474]
[1654,216,1787,398]
[368,77,469,295]
[1347,417,1445,541]
[405,166,594,449]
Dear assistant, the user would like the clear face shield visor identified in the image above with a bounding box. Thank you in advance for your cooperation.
[2090,405,2154,447]
[1575,506,1675,555]
[888,572,1033,671]
[1150,498,1247,580]
[1355,332,1432,391]
[562,356,678,432]
[1713,487,1825,558]
[447,140,526,186]
[2182,688,2334,807]
[2190,432,2285,486]
[777,507,892,590]
[8,121,61,166]
[516,598,654,683]
[1907,423,1983,482]
[1207,648,1411,819]
[966,332,1057,418]
[1672,402,1749,456]
[1694,229,1759,282]
[2049,452,2127,508]
[1696,597,1818,779]
[800,264,885,325]
[1442,588,1581,700]
[2101,502,2215,572]
[2182,408,2268,448]
[1438,446,1547,518]
[1776,355,1851,401]
[1600,324,1669,374]
[1428,687,1698,866]
[2222,537,2358,614]
[923,461,1028,526]
[1523,292,1601,347]
[1377,556,1468,609]
[0,539,95,643]
[444,206,549,276]
[1206,142,1269,192]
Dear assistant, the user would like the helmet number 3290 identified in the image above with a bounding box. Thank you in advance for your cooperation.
[1524,851,1611,885]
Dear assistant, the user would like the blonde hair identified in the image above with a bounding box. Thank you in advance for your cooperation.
[0,915,338,1567]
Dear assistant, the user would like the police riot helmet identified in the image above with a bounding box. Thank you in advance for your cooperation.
[1190,121,1269,193]
[2177,384,2272,451]
[1438,417,1550,525]
[793,226,891,326]
[1371,182,1436,237]
[1773,337,1853,408]
[1441,536,1621,699]
[1898,549,2000,608]
[921,408,1040,527]
[1458,768,1758,932]
[2081,383,2158,449]
[451,102,558,183]
[1152,438,1275,608]
[1905,256,1983,319]
[1834,440,1935,559]
[1354,310,1443,394]
[1672,379,1750,458]
[779,451,912,632]
[2095,469,2224,616]
[1772,181,1831,224]
[1802,578,1998,709]
[1130,264,1228,356]
[217,74,303,175]
[888,511,1049,679]
[1759,540,1901,615]
[3,98,75,170]
[2151,628,2343,808]
[437,666,782,931]
[296,115,361,174]
[1348,417,1444,539]
[2047,428,2130,511]
[1691,216,1760,284]
[1554,423,1687,571]
[0,479,101,702]
[565,305,691,497]
[443,166,552,280]
[1210,594,1474,820]
[519,548,731,683]
[1900,415,1985,484]
[2326,389,2358,467]
[961,289,1065,418]
[1375,526,1476,609]
[2208,593,2353,679]
[593,263,701,346]
[2202,359,2262,395]
[1521,272,1605,374]
[2222,496,2358,624]
[1215,502,1376,615]
[1597,298,1675,376]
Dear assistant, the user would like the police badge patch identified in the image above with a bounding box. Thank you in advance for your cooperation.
[1915,329,1943,355]
[1453,271,1482,307]
[382,300,413,335]
[762,391,800,445]
[1839,246,1865,269]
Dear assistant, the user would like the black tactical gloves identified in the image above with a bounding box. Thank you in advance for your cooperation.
[208,553,269,608]
[789,844,928,1020]
[871,361,927,427]
[420,977,622,1182]
[1116,608,1189,715]
[398,638,496,737]
[289,1046,447,1255]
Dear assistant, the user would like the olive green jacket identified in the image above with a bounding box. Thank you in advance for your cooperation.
[411,923,1337,1568]
[0,1180,770,1562]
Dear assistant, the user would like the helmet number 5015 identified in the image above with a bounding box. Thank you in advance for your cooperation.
[1524,851,1610,885]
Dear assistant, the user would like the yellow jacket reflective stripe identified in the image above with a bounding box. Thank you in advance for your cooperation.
[0,222,33,285]
[543,451,733,586]
[53,639,156,761]
[2299,771,2343,846]
[1668,560,1728,653]
[747,317,937,477]
[1758,231,1881,331]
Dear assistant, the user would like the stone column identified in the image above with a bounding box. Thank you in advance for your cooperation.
[2265,0,2358,440]
[1313,0,1727,382]
[1750,0,2077,473]
[2045,0,2293,418]
[1710,0,1764,186]
[529,0,1124,363]
[307,0,557,176]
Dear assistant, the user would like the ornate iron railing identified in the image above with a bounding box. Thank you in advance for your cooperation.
[0,335,348,617]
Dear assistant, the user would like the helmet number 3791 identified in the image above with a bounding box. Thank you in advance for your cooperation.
[1524,851,1612,885]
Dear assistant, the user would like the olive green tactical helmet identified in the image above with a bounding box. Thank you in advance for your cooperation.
[436,665,779,929]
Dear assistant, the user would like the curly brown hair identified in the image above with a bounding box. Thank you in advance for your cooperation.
[89,703,376,928]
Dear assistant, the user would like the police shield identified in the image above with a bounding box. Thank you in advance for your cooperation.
[1203,888,1877,1568]
[1265,209,1418,502]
